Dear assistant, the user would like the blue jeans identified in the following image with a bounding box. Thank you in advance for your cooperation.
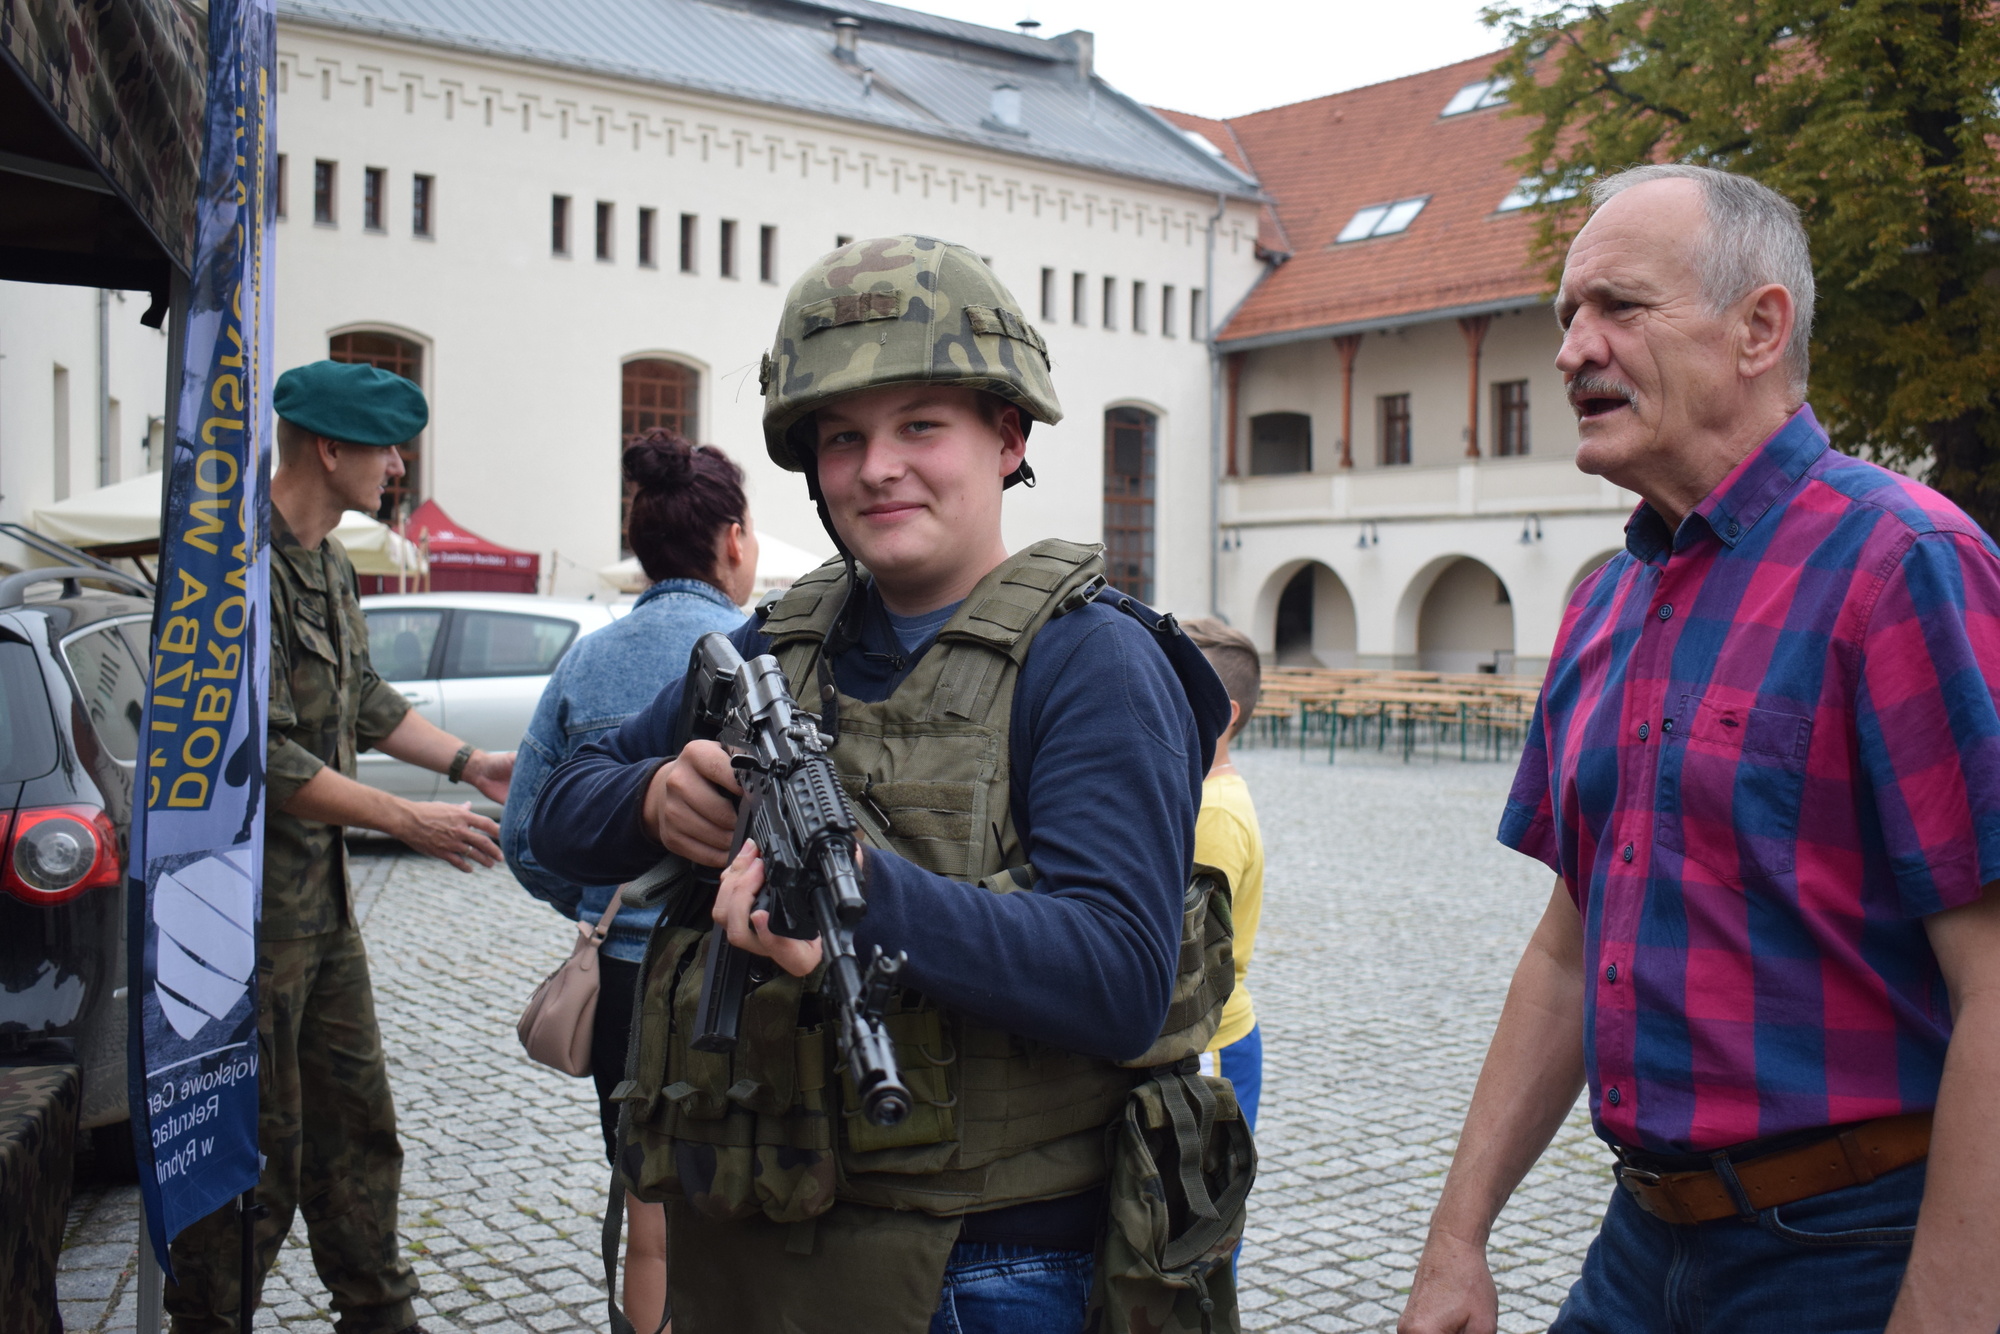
[1552,1159,1924,1333]
[927,1242,1095,1334]
[1218,1022,1263,1132]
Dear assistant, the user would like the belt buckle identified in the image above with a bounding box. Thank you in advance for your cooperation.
[1611,1150,1663,1188]
[1614,1163,1661,1187]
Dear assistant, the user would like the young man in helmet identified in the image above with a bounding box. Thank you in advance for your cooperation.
[530,236,1242,1334]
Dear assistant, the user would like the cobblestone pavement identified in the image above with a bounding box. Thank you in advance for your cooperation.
[61,747,1612,1332]
[1230,747,1610,1332]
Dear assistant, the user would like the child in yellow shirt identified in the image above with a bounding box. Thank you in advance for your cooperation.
[1184,619,1266,1133]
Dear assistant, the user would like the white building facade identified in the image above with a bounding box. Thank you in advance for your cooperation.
[1167,57,1637,676]
[5,0,1262,606]
[0,283,170,520]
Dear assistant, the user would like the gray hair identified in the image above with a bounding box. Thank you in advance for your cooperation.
[1590,164,1815,395]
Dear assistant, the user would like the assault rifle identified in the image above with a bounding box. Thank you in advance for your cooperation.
[677,631,912,1128]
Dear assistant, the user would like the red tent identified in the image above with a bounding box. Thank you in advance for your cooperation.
[396,500,540,594]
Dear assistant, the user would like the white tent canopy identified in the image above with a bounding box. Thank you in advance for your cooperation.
[29,471,424,577]
[599,529,828,600]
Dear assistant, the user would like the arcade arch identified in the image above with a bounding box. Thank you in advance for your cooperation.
[1412,556,1516,674]
[1257,560,1357,667]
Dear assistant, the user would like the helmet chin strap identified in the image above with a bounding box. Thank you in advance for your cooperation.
[801,457,861,746]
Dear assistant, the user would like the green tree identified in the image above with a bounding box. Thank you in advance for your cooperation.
[1487,2,2000,537]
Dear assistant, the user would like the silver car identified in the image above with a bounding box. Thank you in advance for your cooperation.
[358,593,623,817]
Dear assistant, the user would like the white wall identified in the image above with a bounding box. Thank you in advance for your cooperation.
[0,282,170,540]
[272,25,1265,601]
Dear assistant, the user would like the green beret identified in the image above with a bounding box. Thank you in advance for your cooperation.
[273,360,427,447]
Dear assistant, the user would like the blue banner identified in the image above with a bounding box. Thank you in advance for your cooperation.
[127,0,277,1271]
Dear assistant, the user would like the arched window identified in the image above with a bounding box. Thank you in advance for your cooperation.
[620,360,701,551]
[328,331,423,521]
[1249,412,1311,475]
[1103,407,1156,603]
[622,359,699,440]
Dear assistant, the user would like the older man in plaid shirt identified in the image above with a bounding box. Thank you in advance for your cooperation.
[1401,164,2000,1334]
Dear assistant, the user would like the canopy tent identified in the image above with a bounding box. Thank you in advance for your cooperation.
[2,0,204,313]
[598,529,829,601]
[28,470,425,578]
[400,499,539,594]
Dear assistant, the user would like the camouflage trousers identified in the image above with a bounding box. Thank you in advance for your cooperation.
[166,925,418,1334]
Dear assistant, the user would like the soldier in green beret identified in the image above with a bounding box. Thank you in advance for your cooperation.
[167,359,514,1334]
[531,238,1251,1334]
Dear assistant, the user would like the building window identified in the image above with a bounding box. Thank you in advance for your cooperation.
[362,167,385,231]
[1103,407,1156,603]
[621,360,700,548]
[638,207,656,267]
[1161,285,1176,338]
[1102,277,1117,330]
[759,225,777,283]
[551,195,570,255]
[1337,197,1428,243]
[329,331,424,519]
[1131,281,1147,333]
[1249,412,1312,475]
[275,154,287,220]
[1040,268,1056,321]
[1190,288,1204,340]
[313,160,336,224]
[1379,393,1412,466]
[719,219,737,278]
[680,214,698,272]
[595,202,614,261]
[411,174,433,237]
[1493,380,1530,456]
[51,365,70,502]
[1497,176,1579,212]
[1441,78,1508,116]
[1072,272,1087,326]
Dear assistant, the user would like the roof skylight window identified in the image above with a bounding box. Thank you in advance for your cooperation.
[1336,196,1428,243]
[1498,177,1580,212]
[1181,128,1225,158]
[1441,78,1509,116]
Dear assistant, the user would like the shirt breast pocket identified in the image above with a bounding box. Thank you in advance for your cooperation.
[1656,693,1812,886]
[293,612,340,668]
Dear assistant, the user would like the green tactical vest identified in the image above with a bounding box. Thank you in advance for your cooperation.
[619,540,1234,1229]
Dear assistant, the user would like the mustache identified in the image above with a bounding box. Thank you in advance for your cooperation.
[1567,374,1635,410]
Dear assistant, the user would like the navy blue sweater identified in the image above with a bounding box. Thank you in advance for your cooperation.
[528,583,1222,1063]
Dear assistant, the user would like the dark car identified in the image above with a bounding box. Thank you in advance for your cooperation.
[0,556,154,1166]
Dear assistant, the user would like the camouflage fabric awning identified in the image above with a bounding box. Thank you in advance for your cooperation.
[0,0,204,295]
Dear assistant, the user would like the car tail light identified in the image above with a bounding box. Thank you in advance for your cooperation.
[1,805,121,905]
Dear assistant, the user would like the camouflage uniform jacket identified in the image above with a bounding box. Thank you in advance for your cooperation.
[263,505,410,939]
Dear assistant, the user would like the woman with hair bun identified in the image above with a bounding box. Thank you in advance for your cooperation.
[501,427,756,1331]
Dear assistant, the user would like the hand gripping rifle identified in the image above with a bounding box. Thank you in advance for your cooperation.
[677,631,913,1128]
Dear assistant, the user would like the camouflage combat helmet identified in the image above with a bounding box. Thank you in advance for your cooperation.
[759,235,1062,473]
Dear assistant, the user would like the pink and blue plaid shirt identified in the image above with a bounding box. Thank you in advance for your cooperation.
[1501,405,2000,1153]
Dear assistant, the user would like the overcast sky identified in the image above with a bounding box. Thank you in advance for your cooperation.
[910,0,1512,119]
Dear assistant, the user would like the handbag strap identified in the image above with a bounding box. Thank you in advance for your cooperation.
[589,889,623,939]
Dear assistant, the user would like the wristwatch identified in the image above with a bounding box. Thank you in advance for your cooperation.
[447,743,476,784]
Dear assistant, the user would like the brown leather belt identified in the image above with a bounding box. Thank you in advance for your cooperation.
[1614,1111,1932,1225]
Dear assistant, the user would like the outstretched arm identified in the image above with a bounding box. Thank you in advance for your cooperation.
[1401,878,1586,1334]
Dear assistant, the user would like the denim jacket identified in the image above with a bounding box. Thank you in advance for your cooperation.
[501,578,746,960]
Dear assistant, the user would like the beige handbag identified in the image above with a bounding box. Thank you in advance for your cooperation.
[517,894,622,1076]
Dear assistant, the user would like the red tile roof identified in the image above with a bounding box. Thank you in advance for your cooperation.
[1159,53,1552,348]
